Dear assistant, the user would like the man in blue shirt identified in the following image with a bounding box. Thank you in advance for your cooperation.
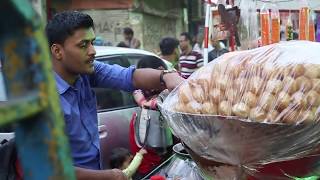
[46,11,183,180]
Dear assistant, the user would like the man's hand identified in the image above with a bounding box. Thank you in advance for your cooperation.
[110,169,127,180]
[75,167,128,180]
[163,72,184,91]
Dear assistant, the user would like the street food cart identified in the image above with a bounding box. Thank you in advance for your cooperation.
[155,1,320,180]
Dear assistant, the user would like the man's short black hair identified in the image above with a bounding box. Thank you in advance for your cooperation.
[117,41,129,48]
[123,27,134,35]
[159,37,179,56]
[137,55,167,70]
[45,11,94,46]
[180,32,192,42]
[109,148,131,169]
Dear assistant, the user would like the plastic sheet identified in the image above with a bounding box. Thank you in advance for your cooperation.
[271,2,280,44]
[260,3,270,46]
[158,157,204,180]
[238,0,259,50]
[299,0,310,40]
[159,41,320,178]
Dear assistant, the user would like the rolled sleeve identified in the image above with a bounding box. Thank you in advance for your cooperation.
[90,61,136,92]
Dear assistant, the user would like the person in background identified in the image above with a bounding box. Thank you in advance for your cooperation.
[123,27,141,49]
[159,37,180,70]
[110,148,147,180]
[208,28,229,62]
[46,11,183,180]
[129,56,173,179]
[179,32,203,79]
[192,34,203,55]
[132,56,167,109]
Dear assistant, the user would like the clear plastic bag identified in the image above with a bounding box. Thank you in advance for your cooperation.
[238,0,259,50]
[159,41,320,178]
[158,157,204,180]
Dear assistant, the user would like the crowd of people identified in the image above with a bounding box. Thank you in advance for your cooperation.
[95,24,230,80]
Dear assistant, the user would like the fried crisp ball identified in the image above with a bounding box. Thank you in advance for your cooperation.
[300,110,315,123]
[275,91,291,111]
[290,92,307,109]
[234,78,248,91]
[185,101,202,114]
[281,108,301,124]
[209,88,225,104]
[306,90,320,107]
[266,79,283,94]
[225,88,238,104]
[295,76,313,93]
[259,92,276,111]
[242,91,258,108]
[266,110,279,123]
[216,75,230,91]
[201,102,218,115]
[283,77,298,94]
[232,102,250,118]
[304,65,320,79]
[291,64,305,78]
[194,79,210,96]
[178,84,193,103]
[191,86,205,103]
[174,102,185,112]
[219,101,232,116]
[249,76,264,95]
[311,79,320,94]
[249,107,267,122]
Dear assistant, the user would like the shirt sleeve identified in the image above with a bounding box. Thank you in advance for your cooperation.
[90,61,136,92]
[196,53,204,68]
[123,152,143,178]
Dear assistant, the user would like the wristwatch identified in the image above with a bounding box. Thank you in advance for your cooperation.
[160,69,176,87]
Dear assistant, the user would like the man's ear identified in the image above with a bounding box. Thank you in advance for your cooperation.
[50,44,63,61]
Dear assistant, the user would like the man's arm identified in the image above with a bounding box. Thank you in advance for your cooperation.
[132,68,184,91]
[75,167,127,180]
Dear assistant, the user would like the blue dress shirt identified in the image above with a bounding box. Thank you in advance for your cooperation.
[54,61,135,170]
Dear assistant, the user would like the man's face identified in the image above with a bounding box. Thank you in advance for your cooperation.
[179,35,189,52]
[124,33,133,41]
[58,27,96,75]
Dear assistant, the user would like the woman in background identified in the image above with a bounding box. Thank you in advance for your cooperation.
[129,56,169,179]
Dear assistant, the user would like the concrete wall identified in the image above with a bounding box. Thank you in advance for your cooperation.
[82,10,131,46]
[141,14,178,52]
[49,0,187,51]
[82,9,184,52]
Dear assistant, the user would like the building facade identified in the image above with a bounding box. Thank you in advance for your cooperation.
[48,0,188,52]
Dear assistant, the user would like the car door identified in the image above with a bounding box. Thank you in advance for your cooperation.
[94,54,143,169]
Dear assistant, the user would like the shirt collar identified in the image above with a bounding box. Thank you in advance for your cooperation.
[54,71,71,95]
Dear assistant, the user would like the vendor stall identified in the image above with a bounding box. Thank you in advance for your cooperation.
[151,1,320,180]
